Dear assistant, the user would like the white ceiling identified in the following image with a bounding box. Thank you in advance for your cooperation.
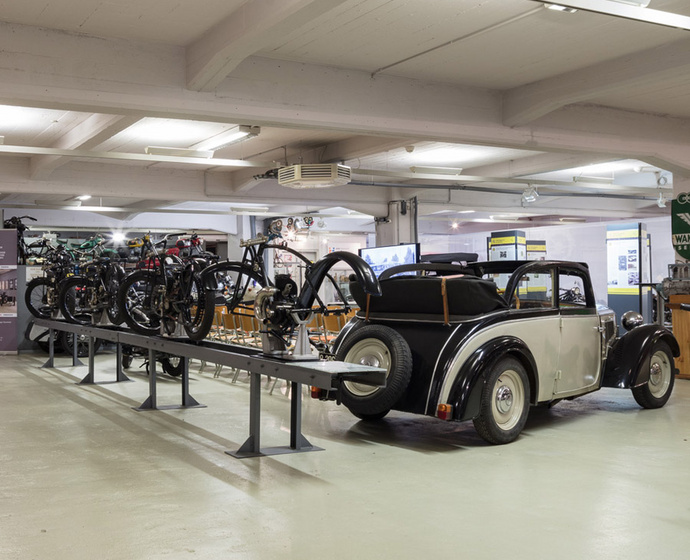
[0,0,688,233]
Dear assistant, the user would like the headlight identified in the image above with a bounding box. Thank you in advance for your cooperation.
[621,310,644,331]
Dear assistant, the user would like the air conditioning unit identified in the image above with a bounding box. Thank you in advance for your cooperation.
[277,164,351,189]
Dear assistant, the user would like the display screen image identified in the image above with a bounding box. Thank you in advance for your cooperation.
[359,243,420,277]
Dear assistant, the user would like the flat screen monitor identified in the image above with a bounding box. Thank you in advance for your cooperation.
[358,243,420,277]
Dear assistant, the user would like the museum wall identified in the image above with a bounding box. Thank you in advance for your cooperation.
[420,217,674,306]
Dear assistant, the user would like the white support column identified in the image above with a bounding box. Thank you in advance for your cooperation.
[374,199,417,247]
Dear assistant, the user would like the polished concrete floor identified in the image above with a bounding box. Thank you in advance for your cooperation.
[2,350,690,560]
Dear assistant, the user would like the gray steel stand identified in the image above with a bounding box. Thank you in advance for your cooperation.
[134,352,205,411]
[70,331,85,367]
[41,327,84,368]
[134,349,158,410]
[115,343,133,383]
[180,357,203,408]
[40,328,55,368]
[77,338,132,385]
[227,375,322,459]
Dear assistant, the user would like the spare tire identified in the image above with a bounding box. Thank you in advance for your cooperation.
[335,324,413,420]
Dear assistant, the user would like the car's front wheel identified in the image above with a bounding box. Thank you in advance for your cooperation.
[473,356,530,445]
[632,341,675,409]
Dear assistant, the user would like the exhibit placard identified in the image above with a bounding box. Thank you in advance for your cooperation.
[0,228,18,353]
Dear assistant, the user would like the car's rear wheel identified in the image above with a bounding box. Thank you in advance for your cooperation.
[336,324,412,420]
[632,341,675,409]
[473,356,530,445]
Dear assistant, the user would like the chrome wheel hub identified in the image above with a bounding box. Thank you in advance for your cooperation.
[344,339,390,397]
[649,362,662,386]
[495,384,514,414]
[359,356,381,368]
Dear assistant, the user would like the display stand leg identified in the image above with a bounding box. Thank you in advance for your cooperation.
[134,349,158,411]
[88,336,95,374]
[227,377,322,459]
[71,333,84,367]
[78,337,96,384]
[289,382,317,451]
[41,328,55,368]
[227,372,262,458]
[79,339,132,385]
[180,357,204,408]
[115,343,132,383]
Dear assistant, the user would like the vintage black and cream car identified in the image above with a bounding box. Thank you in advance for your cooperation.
[318,260,679,445]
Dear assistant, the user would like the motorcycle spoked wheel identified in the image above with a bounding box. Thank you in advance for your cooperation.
[118,271,164,336]
[61,331,102,357]
[178,274,216,342]
[58,277,94,325]
[25,277,54,319]
[105,266,126,325]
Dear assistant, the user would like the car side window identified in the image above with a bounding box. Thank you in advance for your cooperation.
[509,271,554,309]
[558,272,588,308]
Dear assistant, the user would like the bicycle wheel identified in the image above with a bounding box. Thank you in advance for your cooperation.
[181,274,216,341]
[25,277,54,318]
[118,270,164,336]
[59,277,93,324]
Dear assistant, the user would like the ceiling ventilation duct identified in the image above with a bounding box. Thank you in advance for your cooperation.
[278,164,351,189]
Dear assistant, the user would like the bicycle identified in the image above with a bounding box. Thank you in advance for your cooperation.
[117,232,216,340]
[3,215,38,264]
[199,230,378,354]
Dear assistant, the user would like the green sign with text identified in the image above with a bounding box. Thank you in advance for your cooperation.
[672,193,690,259]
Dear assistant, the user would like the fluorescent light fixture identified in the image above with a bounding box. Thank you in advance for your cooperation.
[145,146,214,158]
[521,185,539,204]
[127,118,205,143]
[410,166,464,175]
[194,125,260,152]
[76,194,92,201]
[572,175,614,184]
[559,217,588,223]
[611,0,650,6]
[458,210,476,214]
[531,0,690,31]
[72,206,123,212]
[229,206,270,215]
[545,4,578,13]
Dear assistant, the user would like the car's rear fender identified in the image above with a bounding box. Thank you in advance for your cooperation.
[447,336,538,422]
[602,325,679,388]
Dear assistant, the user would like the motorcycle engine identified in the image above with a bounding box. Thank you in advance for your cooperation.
[254,274,298,332]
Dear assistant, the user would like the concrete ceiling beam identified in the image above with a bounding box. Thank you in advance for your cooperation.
[186,0,349,92]
[30,115,141,180]
[502,37,690,127]
[463,152,614,178]
[2,22,690,175]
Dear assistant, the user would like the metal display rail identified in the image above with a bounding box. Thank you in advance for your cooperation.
[34,318,386,458]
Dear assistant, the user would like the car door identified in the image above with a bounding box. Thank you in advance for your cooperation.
[553,266,602,396]
[504,264,562,402]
